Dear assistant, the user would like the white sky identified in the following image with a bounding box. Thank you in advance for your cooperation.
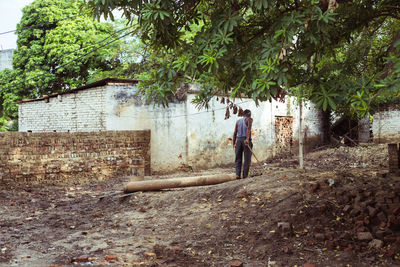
[0,0,34,50]
[0,0,123,50]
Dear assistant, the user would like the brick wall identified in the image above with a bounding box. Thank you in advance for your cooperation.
[19,86,107,132]
[373,106,400,143]
[0,130,150,186]
[274,116,294,155]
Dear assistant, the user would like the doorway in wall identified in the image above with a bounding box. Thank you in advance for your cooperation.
[274,116,294,156]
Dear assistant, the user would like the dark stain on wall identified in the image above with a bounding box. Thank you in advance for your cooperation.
[114,90,142,106]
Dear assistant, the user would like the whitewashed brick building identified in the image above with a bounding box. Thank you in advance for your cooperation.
[19,78,324,173]
[372,102,400,143]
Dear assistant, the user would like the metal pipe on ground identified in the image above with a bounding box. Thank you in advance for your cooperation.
[123,173,237,193]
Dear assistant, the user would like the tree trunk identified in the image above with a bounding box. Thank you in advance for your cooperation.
[321,109,331,144]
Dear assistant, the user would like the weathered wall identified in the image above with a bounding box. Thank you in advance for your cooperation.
[19,82,323,174]
[105,84,188,173]
[373,105,400,143]
[293,100,324,153]
[0,49,13,71]
[186,94,323,169]
[19,86,107,132]
[0,130,150,185]
[185,94,272,169]
[358,115,371,143]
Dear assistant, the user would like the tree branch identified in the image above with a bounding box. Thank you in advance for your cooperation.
[380,30,400,79]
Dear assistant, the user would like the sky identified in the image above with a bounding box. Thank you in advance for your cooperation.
[0,0,34,50]
[0,0,123,50]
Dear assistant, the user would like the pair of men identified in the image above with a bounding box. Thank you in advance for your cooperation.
[232,109,253,179]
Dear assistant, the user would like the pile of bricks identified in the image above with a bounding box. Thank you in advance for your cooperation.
[0,130,150,186]
[341,187,400,251]
[310,183,400,254]
[274,116,294,155]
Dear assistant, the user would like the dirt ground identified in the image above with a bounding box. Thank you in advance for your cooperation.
[1,143,400,267]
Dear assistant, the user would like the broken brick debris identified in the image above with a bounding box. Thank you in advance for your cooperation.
[369,239,383,249]
[105,255,117,261]
[230,260,244,267]
[72,256,89,263]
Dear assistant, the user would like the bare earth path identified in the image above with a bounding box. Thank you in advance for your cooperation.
[1,144,400,266]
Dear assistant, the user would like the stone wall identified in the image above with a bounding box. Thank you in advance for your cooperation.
[373,105,400,143]
[0,130,150,185]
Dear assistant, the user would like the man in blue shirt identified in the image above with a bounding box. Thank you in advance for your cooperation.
[232,109,253,179]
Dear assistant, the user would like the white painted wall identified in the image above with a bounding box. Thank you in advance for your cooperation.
[19,86,106,132]
[186,94,323,170]
[105,84,188,172]
[19,82,324,173]
[294,99,325,148]
[373,107,400,142]
[186,94,272,168]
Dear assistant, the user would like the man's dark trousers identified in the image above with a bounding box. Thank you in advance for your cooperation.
[235,137,253,178]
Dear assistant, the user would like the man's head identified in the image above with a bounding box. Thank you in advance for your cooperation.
[243,109,251,117]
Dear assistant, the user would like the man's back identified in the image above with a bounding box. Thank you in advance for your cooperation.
[236,117,252,139]
[237,118,247,138]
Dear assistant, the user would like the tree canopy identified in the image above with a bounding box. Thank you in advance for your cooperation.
[13,0,123,95]
[0,0,127,130]
[85,0,400,116]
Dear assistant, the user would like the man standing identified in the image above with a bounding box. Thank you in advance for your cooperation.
[233,109,253,179]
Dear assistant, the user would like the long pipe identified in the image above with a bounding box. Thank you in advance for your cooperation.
[124,173,236,193]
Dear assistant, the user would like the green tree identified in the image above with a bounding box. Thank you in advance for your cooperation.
[0,0,125,130]
[87,18,146,82]
[0,69,19,131]
[305,16,400,118]
[85,0,400,116]
[12,0,121,97]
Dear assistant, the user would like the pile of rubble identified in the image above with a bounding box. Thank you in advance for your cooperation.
[340,186,400,252]
[308,176,400,257]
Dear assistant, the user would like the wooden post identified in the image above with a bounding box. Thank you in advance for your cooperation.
[388,143,399,174]
[398,143,400,169]
[299,99,304,169]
